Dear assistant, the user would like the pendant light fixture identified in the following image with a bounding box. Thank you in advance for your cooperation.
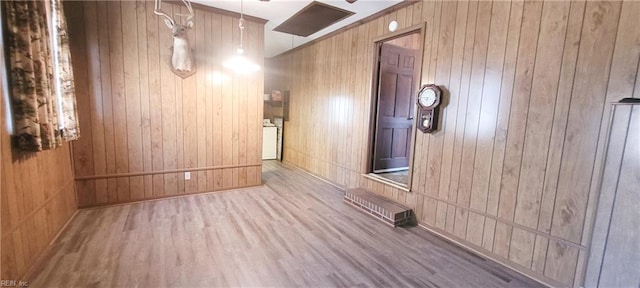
[223,0,260,74]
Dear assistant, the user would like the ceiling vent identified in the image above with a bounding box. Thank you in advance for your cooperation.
[273,1,354,37]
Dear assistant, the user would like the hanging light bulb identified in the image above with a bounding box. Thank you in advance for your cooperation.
[223,0,260,74]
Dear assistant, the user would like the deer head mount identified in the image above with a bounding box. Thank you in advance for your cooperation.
[155,0,196,78]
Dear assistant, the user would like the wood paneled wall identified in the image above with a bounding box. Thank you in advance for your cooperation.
[1,70,77,281]
[585,103,640,288]
[66,1,265,207]
[271,1,640,286]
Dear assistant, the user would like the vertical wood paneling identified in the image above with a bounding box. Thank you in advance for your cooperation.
[136,2,153,200]
[513,1,570,230]
[537,0,585,235]
[497,0,542,225]
[575,5,640,283]
[448,0,478,239]
[229,17,239,188]
[107,1,131,201]
[429,0,457,231]
[487,0,524,220]
[0,50,3,284]
[249,19,261,187]
[67,1,265,207]
[510,1,571,269]
[183,8,198,193]
[550,0,621,244]
[122,1,144,200]
[531,235,549,273]
[96,1,118,203]
[469,0,510,220]
[477,0,513,253]
[204,12,214,190]
[272,1,639,286]
[161,3,178,196]
[73,1,95,207]
[195,9,207,192]
[458,0,492,245]
[2,51,77,282]
[576,3,640,287]
[221,15,233,189]
[0,1,82,280]
[581,0,640,248]
[493,0,543,261]
[211,13,222,190]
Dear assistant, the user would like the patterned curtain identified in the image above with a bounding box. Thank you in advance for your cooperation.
[52,0,79,141]
[3,0,79,152]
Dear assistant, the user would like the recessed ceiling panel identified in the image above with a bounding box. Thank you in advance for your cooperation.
[273,1,355,37]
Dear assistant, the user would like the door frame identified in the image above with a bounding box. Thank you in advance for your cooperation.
[365,22,426,189]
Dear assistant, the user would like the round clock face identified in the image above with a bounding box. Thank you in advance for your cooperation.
[419,88,438,107]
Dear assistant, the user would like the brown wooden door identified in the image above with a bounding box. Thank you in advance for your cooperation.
[373,43,417,172]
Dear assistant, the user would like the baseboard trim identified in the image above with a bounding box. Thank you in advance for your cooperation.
[417,223,562,288]
[78,183,263,209]
[281,160,347,192]
[75,163,262,180]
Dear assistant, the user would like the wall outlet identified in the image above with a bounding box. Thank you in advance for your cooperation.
[184,172,191,180]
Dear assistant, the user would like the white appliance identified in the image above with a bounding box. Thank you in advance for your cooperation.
[262,126,277,160]
[584,102,640,287]
[273,117,284,160]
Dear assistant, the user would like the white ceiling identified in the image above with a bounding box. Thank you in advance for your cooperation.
[193,0,403,58]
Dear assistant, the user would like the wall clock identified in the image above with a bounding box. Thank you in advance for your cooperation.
[416,84,442,133]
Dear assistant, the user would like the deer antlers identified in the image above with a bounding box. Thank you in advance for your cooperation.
[154,0,196,77]
[154,0,193,27]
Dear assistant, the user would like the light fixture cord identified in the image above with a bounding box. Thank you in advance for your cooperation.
[239,0,245,51]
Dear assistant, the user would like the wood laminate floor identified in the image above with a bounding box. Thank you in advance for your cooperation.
[29,161,542,287]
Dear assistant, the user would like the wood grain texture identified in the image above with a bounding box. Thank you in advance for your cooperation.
[28,161,541,288]
[1,85,77,282]
[549,0,621,245]
[65,1,265,207]
[0,3,79,281]
[271,1,639,286]
[580,0,640,254]
[1,44,3,283]
[584,104,640,288]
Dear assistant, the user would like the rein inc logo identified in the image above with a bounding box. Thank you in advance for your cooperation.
[0,280,28,287]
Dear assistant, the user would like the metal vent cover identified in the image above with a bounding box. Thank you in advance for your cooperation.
[273,1,354,37]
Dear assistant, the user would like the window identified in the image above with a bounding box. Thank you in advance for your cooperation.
[2,0,79,151]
